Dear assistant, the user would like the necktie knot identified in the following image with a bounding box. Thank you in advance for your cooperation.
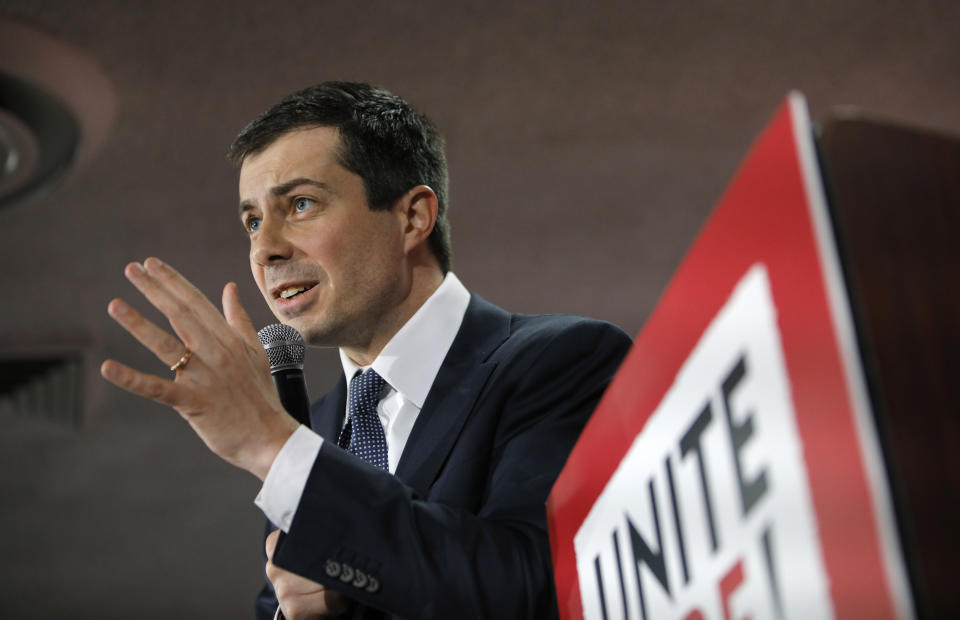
[339,369,389,471]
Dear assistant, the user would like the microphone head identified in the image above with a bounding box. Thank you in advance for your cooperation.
[257,323,306,373]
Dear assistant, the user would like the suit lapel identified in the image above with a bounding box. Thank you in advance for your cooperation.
[394,295,511,495]
[309,374,347,442]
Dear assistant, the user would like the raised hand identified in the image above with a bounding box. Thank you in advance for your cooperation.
[101,257,298,480]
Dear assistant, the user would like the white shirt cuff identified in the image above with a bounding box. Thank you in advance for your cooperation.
[254,425,324,533]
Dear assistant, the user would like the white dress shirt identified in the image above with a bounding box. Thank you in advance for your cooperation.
[255,272,471,533]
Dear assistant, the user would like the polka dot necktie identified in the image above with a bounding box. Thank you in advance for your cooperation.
[338,369,389,471]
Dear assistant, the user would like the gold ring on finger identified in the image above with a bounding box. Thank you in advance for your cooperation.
[170,348,193,372]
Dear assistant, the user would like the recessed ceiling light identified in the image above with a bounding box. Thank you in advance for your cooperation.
[0,17,115,209]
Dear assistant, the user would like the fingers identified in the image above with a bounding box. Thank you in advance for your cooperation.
[266,556,322,597]
[223,282,262,349]
[142,257,222,320]
[108,298,187,367]
[100,359,187,407]
[280,589,351,618]
[124,258,219,351]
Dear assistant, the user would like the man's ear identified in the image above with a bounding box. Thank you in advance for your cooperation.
[398,185,439,254]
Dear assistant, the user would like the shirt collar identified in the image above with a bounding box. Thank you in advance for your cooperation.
[338,272,471,408]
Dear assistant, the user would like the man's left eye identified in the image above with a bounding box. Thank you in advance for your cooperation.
[293,197,313,212]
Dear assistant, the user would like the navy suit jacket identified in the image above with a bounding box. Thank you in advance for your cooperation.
[256,294,631,619]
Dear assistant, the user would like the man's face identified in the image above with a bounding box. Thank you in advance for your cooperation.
[238,126,407,348]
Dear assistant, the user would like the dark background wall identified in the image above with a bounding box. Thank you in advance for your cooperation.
[0,1,957,617]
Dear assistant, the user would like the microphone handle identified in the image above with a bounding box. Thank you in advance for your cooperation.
[271,368,311,427]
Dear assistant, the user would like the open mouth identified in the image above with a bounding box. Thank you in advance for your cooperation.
[274,282,318,300]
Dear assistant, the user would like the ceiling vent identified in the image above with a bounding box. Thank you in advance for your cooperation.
[0,354,84,427]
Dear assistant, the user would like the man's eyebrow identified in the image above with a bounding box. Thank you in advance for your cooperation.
[238,178,331,216]
[271,177,331,196]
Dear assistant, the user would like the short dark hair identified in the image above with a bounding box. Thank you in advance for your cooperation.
[228,81,452,273]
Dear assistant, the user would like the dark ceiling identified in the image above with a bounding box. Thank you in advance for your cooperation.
[0,1,958,617]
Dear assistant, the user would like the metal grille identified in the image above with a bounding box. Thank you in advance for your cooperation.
[257,323,305,372]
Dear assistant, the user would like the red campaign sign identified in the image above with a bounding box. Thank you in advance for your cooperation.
[547,94,913,620]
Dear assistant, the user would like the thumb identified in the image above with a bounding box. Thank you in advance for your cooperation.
[222,282,261,349]
[265,528,281,561]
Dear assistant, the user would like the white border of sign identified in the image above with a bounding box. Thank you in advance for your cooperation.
[788,92,914,620]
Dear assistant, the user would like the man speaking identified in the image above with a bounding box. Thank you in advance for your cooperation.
[101,82,631,619]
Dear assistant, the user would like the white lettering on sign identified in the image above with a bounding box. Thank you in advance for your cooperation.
[574,264,833,620]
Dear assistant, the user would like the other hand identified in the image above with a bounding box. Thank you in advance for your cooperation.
[266,529,350,619]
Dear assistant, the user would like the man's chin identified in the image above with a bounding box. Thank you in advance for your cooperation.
[270,315,310,340]
[286,318,340,348]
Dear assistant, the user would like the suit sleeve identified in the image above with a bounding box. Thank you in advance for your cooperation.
[269,320,631,618]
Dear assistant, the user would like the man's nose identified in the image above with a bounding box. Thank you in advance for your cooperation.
[251,219,294,265]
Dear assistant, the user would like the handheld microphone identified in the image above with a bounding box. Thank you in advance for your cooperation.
[257,323,311,427]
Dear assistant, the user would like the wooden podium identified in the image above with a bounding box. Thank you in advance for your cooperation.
[817,114,960,618]
[546,95,958,619]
